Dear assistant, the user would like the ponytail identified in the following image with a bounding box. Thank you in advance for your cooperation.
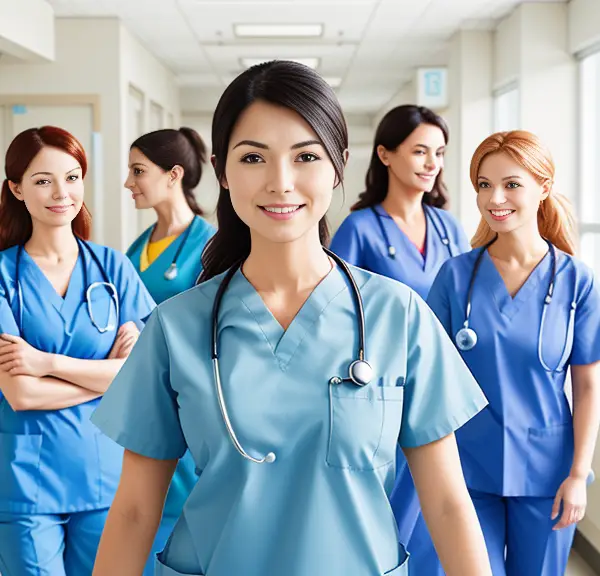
[470,131,576,255]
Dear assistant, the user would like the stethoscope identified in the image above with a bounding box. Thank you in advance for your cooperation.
[15,238,120,334]
[211,248,373,464]
[371,204,454,259]
[455,236,577,373]
[163,216,197,281]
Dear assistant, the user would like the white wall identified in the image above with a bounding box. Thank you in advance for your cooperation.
[0,0,54,62]
[372,81,417,129]
[119,24,181,248]
[569,0,600,55]
[445,30,494,238]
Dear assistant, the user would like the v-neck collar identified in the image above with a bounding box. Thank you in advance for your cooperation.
[137,218,197,275]
[20,247,83,320]
[480,248,552,320]
[222,264,349,371]
[373,204,434,271]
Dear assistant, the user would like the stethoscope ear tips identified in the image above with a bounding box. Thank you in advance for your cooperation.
[264,452,276,464]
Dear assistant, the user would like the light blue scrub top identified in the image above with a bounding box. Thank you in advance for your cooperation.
[92,264,487,576]
[126,216,216,305]
[0,242,155,514]
[330,204,470,299]
[127,216,215,520]
[427,247,600,498]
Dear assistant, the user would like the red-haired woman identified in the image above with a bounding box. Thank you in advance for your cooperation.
[0,126,155,575]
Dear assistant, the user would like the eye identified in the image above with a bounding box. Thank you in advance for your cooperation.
[478,181,490,189]
[296,152,320,163]
[506,181,521,189]
[67,174,79,182]
[35,179,50,186]
[133,168,143,176]
[241,153,264,164]
[414,150,426,155]
[436,151,445,157]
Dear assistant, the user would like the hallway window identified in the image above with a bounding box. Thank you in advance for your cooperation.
[579,50,600,276]
[493,85,520,132]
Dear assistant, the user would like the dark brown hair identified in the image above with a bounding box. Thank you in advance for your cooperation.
[0,126,92,250]
[131,128,207,216]
[352,105,449,211]
[199,60,348,282]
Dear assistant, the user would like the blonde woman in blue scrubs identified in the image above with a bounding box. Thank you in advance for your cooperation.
[124,127,215,575]
[92,61,492,576]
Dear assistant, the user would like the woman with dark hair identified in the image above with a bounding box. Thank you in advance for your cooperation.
[330,105,472,573]
[330,104,469,298]
[0,126,155,575]
[124,128,215,575]
[91,61,491,576]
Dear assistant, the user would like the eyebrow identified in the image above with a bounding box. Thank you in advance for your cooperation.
[130,162,148,168]
[414,143,446,150]
[477,175,523,181]
[232,139,323,150]
[30,166,81,178]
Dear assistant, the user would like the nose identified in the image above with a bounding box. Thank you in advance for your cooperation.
[424,151,438,172]
[489,185,507,205]
[52,183,68,201]
[266,159,295,194]
[124,172,134,190]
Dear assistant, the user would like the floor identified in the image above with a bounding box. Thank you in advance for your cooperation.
[567,552,598,575]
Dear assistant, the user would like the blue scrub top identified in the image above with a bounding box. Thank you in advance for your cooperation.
[0,242,155,514]
[127,216,216,305]
[330,204,470,300]
[92,265,487,576]
[427,247,600,498]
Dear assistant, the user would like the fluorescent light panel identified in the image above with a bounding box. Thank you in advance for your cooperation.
[240,57,320,70]
[234,24,323,38]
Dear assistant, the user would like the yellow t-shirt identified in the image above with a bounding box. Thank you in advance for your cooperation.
[139,235,177,272]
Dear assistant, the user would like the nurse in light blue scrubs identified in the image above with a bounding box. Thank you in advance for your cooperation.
[91,61,493,576]
[124,127,215,575]
[0,126,155,576]
[329,105,470,570]
[426,131,600,575]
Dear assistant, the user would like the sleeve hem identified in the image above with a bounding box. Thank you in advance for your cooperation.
[399,397,488,449]
[91,415,186,461]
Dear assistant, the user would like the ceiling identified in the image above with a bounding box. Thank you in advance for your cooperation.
[47,0,568,115]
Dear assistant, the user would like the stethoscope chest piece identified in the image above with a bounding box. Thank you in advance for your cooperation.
[455,326,477,351]
[329,359,373,387]
[388,246,396,258]
[164,263,178,281]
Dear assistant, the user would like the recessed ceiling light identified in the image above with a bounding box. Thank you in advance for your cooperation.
[234,24,323,38]
[240,57,320,70]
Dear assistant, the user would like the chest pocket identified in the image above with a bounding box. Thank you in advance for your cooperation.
[326,377,404,471]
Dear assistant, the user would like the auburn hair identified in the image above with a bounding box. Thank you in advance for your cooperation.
[0,126,92,250]
[470,130,576,255]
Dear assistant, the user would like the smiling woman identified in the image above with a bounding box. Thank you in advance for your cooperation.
[90,61,492,576]
[0,126,155,575]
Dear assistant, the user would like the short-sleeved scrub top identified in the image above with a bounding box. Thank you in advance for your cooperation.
[92,264,487,576]
[0,242,155,514]
[427,247,600,497]
[330,204,471,300]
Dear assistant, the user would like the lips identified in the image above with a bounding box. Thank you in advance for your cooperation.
[259,204,305,220]
[46,205,73,213]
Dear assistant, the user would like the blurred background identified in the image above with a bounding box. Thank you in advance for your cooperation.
[1,1,599,573]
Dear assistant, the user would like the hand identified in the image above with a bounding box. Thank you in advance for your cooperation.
[0,334,53,377]
[552,475,588,530]
[108,322,140,360]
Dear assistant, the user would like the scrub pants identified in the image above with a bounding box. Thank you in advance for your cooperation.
[144,516,177,576]
[0,509,108,576]
[471,490,577,576]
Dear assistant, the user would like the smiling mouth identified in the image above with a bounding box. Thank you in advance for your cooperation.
[489,209,515,220]
[259,204,305,220]
[47,205,73,213]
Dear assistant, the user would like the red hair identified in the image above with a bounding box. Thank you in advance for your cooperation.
[0,126,92,251]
